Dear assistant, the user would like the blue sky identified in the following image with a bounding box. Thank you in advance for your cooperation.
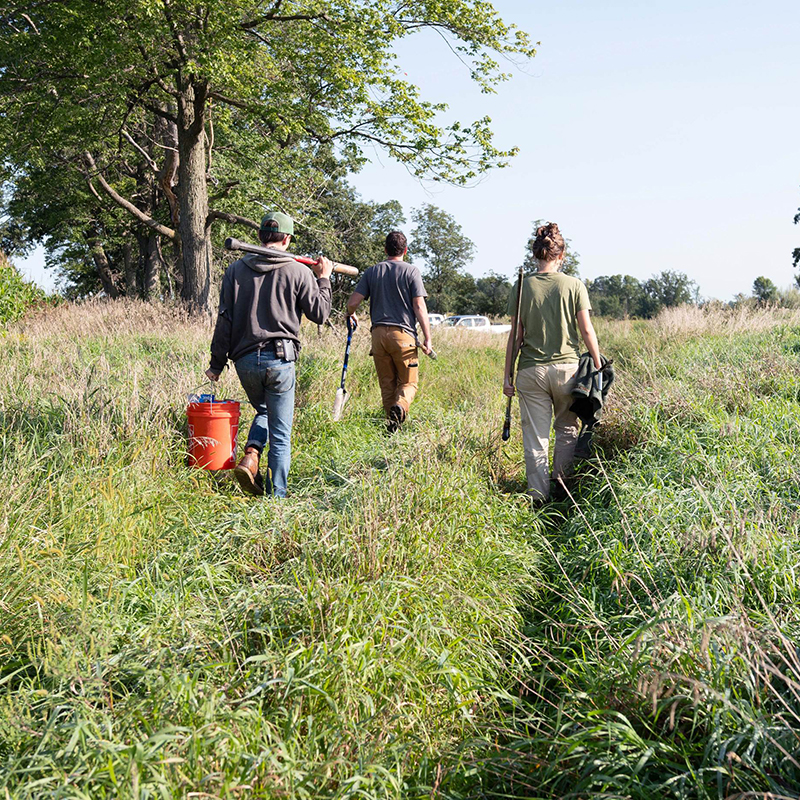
[17,0,800,300]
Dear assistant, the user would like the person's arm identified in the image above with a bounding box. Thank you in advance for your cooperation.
[207,269,234,381]
[412,295,432,354]
[298,256,334,324]
[502,317,524,397]
[577,309,602,370]
[346,291,365,324]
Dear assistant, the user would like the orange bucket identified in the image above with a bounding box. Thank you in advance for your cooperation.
[187,400,241,470]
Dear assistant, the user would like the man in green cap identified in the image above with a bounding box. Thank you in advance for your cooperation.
[205,212,333,497]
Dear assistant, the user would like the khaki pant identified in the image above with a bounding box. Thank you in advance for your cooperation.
[516,363,580,500]
[370,326,419,415]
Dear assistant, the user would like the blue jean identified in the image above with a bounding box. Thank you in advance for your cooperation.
[234,350,296,498]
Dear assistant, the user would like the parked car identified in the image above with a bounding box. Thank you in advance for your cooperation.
[442,315,511,334]
[428,313,445,326]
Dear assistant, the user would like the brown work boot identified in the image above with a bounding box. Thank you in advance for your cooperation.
[387,404,406,434]
[233,447,264,496]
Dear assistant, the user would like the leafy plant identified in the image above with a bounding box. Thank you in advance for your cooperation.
[0,251,46,326]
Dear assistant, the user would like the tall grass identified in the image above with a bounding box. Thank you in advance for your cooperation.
[1,301,799,798]
[1,299,541,798]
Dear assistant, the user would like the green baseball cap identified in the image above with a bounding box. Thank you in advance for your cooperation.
[260,211,294,236]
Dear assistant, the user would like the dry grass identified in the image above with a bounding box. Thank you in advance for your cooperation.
[652,302,800,337]
[13,296,196,338]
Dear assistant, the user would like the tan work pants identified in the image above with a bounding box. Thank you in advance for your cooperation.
[516,363,580,500]
[370,326,419,415]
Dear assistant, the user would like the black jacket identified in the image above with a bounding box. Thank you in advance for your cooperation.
[209,251,331,371]
[570,352,615,429]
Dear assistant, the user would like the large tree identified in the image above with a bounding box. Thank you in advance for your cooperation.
[473,272,510,317]
[641,270,699,317]
[752,275,778,305]
[0,1,535,312]
[587,270,698,318]
[410,203,475,313]
[586,274,645,319]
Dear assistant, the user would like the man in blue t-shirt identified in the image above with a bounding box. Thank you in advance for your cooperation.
[347,231,432,432]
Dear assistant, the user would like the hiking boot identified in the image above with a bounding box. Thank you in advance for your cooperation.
[387,404,406,433]
[233,448,264,496]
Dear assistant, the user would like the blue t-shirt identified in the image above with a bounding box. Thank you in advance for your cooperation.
[354,260,427,335]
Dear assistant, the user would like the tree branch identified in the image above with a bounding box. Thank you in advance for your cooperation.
[207,91,254,111]
[205,210,259,231]
[161,0,189,63]
[141,100,178,124]
[83,151,177,242]
[20,13,40,34]
[209,181,239,202]
[120,128,159,174]
[241,12,330,28]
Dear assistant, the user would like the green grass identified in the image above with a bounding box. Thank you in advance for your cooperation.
[2,301,800,798]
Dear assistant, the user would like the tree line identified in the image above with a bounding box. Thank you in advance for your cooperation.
[405,208,704,320]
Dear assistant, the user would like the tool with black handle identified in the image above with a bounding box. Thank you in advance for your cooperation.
[332,316,356,421]
[502,264,525,442]
[224,237,360,277]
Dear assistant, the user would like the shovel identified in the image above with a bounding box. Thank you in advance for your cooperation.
[332,316,356,421]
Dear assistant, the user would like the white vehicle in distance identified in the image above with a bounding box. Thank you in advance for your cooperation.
[428,313,445,326]
[442,315,512,334]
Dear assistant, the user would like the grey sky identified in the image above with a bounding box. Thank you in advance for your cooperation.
[16,0,800,300]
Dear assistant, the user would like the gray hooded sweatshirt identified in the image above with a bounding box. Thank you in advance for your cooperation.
[209,250,331,371]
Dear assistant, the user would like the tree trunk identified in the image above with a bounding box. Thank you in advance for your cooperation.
[144,235,161,299]
[160,238,174,301]
[86,229,119,298]
[123,242,137,297]
[177,77,211,314]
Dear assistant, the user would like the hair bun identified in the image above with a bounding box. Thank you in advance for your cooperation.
[536,222,560,240]
[532,221,566,262]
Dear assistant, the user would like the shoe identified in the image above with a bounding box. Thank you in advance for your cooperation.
[387,404,406,433]
[233,449,264,496]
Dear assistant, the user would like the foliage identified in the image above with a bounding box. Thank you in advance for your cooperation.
[0,251,46,326]
[291,182,406,312]
[587,270,699,318]
[752,275,778,305]
[0,0,536,310]
[473,271,512,317]
[410,203,476,313]
[586,274,645,319]
[462,310,800,797]
[641,269,699,316]
[522,219,581,277]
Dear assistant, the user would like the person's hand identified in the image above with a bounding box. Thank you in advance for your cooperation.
[313,255,334,280]
[205,368,221,382]
[421,337,432,355]
[503,378,515,398]
[348,313,358,331]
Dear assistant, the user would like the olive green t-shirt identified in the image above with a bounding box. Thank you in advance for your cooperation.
[507,272,591,369]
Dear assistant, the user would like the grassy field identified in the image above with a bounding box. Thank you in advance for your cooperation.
[1,301,800,798]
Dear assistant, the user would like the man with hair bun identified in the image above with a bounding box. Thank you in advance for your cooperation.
[346,230,432,432]
[206,211,333,497]
[503,222,602,502]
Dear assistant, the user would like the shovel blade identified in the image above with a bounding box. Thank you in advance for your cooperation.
[332,388,349,421]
